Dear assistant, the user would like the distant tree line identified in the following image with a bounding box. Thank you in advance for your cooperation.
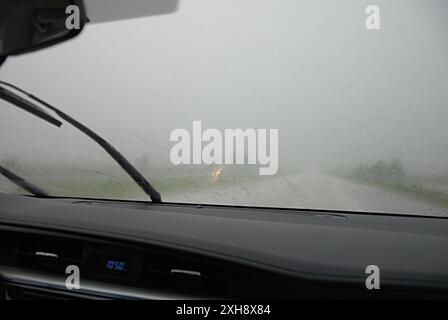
[353,160,405,182]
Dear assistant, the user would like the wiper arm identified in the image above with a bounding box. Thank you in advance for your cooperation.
[0,86,62,127]
[0,81,162,203]
[0,164,49,197]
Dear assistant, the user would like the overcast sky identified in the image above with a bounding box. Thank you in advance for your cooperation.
[0,0,447,177]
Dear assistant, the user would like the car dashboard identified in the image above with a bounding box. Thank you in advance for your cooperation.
[0,192,447,300]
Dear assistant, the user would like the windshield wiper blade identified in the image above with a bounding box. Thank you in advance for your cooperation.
[0,80,162,203]
[0,85,62,127]
[0,164,49,197]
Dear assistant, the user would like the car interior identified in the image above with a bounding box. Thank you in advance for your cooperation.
[0,0,447,301]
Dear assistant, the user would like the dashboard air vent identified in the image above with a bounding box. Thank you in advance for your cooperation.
[16,236,84,273]
[143,252,227,295]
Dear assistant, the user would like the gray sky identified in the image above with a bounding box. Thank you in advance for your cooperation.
[1,0,447,177]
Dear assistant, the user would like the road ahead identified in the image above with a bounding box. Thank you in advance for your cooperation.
[166,170,448,217]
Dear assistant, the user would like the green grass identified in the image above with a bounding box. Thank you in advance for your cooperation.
[383,182,448,208]
[3,172,260,201]
[349,177,448,208]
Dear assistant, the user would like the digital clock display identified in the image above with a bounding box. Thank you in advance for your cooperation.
[106,259,127,271]
[92,254,130,274]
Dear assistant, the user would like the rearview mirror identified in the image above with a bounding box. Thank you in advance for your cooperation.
[85,0,179,24]
[0,0,87,59]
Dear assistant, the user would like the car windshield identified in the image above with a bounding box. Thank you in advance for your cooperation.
[0,0,447,217]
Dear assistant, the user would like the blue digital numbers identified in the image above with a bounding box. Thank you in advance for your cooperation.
[106,259,126,271]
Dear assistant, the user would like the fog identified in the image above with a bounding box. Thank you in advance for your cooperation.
[0,0,447,214]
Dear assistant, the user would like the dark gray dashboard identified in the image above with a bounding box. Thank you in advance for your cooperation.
[0,192,448,299]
